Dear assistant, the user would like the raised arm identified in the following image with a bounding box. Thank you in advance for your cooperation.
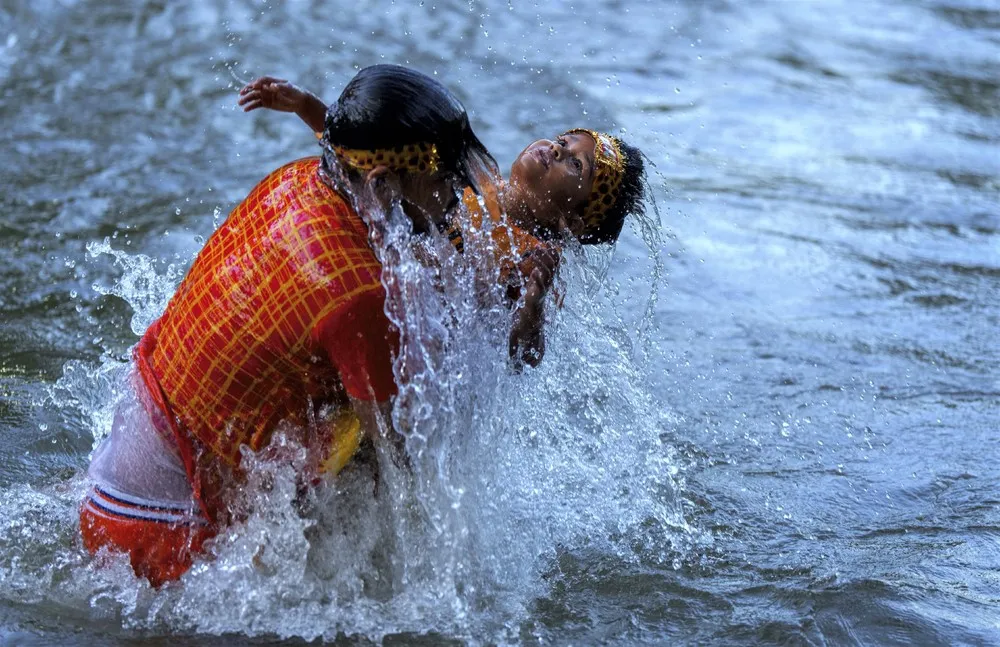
[238,76,328,134]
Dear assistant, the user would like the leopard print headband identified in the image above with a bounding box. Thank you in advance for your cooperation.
[563,129,626,229]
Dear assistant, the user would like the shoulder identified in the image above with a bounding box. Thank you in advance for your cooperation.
[250,157,324,201]
[237,157,354,222]
[500,221,561,265]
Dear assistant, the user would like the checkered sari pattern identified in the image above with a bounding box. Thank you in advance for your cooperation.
[146,158,388,466]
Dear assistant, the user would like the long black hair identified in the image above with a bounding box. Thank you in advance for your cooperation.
[578,137,646,245]
[322,64,498,195]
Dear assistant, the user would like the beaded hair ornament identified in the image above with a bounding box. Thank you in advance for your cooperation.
[318,134,464,250]
[563,128,626,229]
[333,142,440,175]
[315,131,441,175]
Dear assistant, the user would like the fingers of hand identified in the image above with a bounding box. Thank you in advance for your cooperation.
[532,248,559,273]
[243,75,287,89]
[518,329,544,368]
[238,89,266,112]
[524,346,542,367]
[237,90,260,106]
[240,78,264,95]
[263,81,296,99]
[522,247,558,277]
[240,77,289,104]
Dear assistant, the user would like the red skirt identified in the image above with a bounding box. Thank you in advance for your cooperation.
[79,484,214,587]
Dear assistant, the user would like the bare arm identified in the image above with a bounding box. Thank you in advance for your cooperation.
[238,76,328,134]
[508,246,559,370]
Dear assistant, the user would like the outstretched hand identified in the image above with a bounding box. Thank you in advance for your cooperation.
[238,76,306,113]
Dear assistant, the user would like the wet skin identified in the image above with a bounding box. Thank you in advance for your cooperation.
[508,132,597,238]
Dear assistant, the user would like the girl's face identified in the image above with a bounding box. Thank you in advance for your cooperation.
[508,131,596,235]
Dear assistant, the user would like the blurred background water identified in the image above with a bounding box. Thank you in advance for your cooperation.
[1,0,998,644]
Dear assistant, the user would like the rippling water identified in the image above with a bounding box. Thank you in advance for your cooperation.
[1,0,998,644]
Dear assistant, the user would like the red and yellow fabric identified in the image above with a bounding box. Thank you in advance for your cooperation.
[136,157,397,516]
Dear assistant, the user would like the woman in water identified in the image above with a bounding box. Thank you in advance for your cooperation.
[80,65,651,588]
[81,65,515,586]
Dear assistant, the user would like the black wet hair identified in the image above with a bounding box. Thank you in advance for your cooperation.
[579,137,646,245]
[322,64,498,195]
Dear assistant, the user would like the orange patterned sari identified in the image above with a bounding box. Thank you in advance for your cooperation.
[135,157,398,516]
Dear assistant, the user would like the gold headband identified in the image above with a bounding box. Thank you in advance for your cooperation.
[564,129,626,229]
[331,142,440,175]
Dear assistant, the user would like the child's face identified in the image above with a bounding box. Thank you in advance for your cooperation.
[508,132,596,234]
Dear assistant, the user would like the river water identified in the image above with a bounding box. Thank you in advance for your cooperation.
[1,0,998,644]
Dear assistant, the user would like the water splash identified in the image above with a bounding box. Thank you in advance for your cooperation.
[85,238,182,337]
[0,196,695,642]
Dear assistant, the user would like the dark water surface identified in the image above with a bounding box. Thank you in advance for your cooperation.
[1,0,998,644]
